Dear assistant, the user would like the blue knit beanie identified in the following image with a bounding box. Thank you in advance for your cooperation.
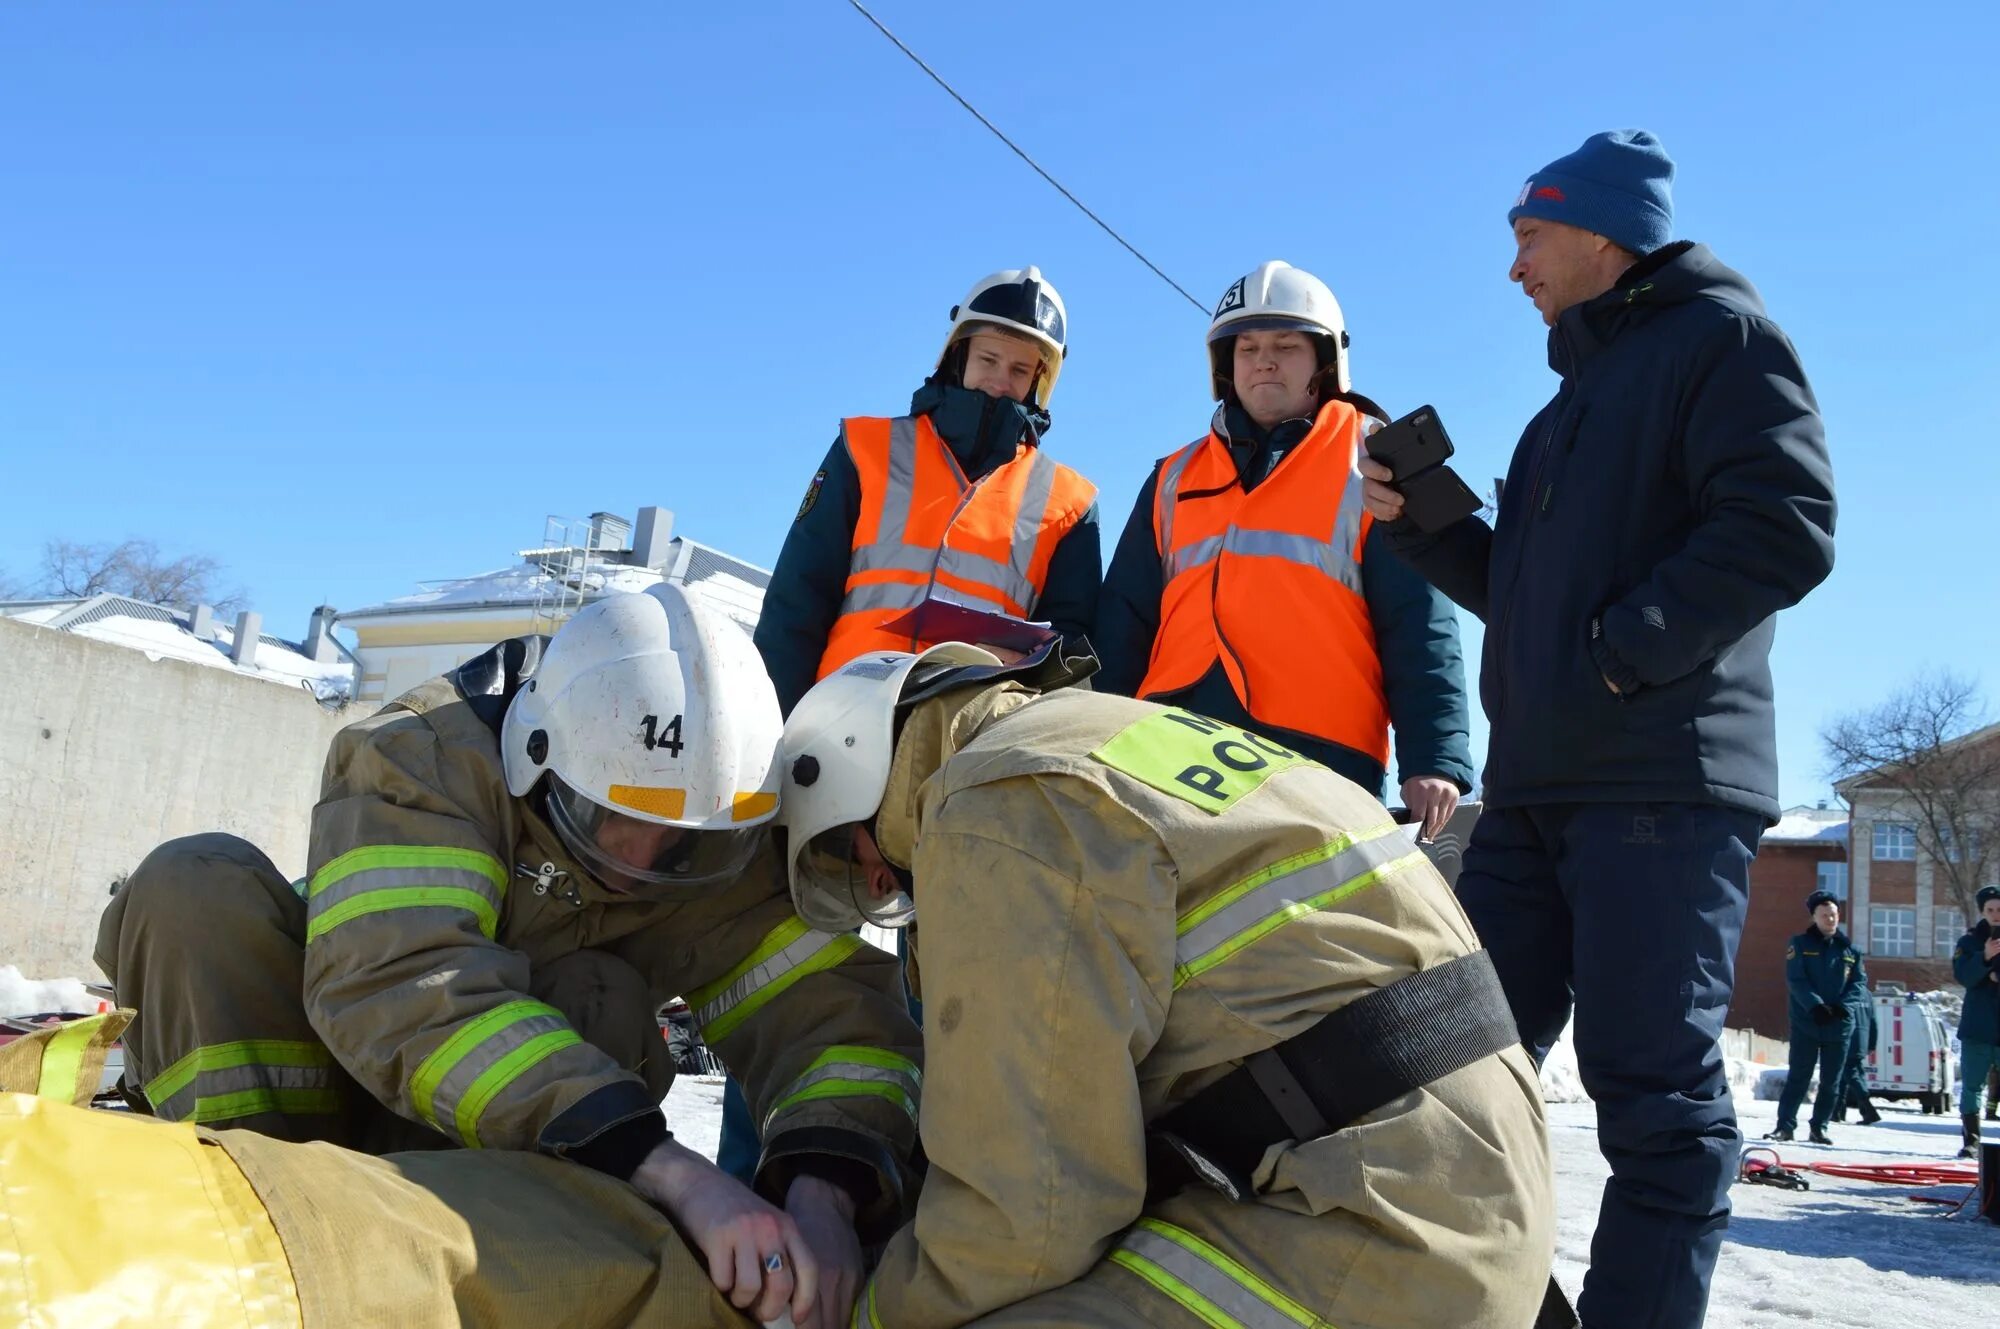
[1508,129,1676,257]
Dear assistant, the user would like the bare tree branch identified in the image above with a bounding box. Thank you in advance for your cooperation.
[32,538,248,613]
[1823,668,2000,925]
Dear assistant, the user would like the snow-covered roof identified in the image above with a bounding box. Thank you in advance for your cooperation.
[1763,805,1849,846]
[0,594,358,699]
[338,537,770,635]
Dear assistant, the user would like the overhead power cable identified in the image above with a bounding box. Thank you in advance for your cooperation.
[845,0,1209,316]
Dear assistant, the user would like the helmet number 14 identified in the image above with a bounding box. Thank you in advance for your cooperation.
[639,713,685,757]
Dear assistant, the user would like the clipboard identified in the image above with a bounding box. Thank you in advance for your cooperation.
[882,596,1059,655]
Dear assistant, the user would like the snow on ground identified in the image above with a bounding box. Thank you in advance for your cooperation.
[664,1074,728,1162]
[1551,1097,1995,1325]
[1539,1017,1788,1106]
[1542,1017,1991,1321]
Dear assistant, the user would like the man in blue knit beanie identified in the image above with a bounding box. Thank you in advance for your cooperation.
[1360,130,1839,1328]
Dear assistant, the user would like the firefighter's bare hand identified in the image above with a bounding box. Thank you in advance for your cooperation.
[631,1139,817,1324]
[1984,937,2000,963]
[1358,457,1405,522]
[1400,776,1459,841]
[784,1174,863,1329]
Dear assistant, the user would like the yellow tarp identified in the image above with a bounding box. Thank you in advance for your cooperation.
[0,1093,302,1329]
[0,1016,754,1327]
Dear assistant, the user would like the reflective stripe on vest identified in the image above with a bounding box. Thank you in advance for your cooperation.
[1140,399,1388,763]
[687,918,865,1044]
[408,999,583,1147]
[147,1039,341,1124]
[763,1044,922,1135]
[1108,1218,1323,1328]
[1174,823,1422,988]
[306,844,509,943]
[820,414,1093,677]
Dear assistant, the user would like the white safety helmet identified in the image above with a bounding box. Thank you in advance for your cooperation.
[501,584,782,892]
[936,266,1068,409]
[1206,259,1351,400]
[774,643,1003,931]
[776,638,1100,929]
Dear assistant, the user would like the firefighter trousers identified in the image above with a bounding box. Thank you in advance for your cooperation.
[95,832,672,1151]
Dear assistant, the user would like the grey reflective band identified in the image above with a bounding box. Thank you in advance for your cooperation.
[846,416,1054,616]
[838,582,931,615]
[1109,1219,1316,1328]
[1176,825,1414,985]
[1156,442,1369,594]
[878,415,921,543]
[1155,443,1201,581]
[1165,533,1225,581]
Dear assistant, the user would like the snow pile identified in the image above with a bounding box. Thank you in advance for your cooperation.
[0,966,97,1018]
[1538,1021,1586,1103]
[1914,985,1963,1029]
[1539,1019,1790,1104]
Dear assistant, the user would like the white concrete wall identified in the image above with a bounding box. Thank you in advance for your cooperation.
[0,617,362,981]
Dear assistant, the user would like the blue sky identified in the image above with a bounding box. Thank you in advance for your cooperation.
[5,1,1995,808]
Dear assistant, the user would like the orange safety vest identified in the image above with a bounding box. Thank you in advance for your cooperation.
[818,413,1097,678]
[1138,398,1390,764]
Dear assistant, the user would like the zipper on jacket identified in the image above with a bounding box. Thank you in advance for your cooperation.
[1487,332,1577,718]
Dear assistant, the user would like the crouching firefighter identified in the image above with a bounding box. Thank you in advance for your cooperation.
[97,585,922,1329]
[774,639,1560,1328]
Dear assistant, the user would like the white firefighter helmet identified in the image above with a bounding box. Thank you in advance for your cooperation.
[775,642,1003,931]
[936,266,1068,408]
[1205,259,1351,400]
[501,583,782,891]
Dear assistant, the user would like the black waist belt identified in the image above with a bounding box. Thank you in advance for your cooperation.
[1146,949,1517,1204]
[1142,949,1579,1329]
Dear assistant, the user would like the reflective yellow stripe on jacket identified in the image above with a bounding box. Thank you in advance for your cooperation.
[306,843,509,942]
[763,1045,921,1136]
[1110,1218,1326,1328]
[688,918,864,1044]
[34,1013,109,1104]
[409,999,582,1147]
[1174,823,1422,988]
[147,1039,340,1123]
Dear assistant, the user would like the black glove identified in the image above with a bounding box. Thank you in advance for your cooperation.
[1811,1003,1840,1025]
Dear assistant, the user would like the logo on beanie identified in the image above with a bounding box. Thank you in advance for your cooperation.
[1515,179,1568,208]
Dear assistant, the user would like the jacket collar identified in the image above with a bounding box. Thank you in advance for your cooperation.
[874,682,1036,871]
[910,379,1051,479]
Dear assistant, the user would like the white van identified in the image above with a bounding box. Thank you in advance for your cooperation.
[1865,985,1956,1114]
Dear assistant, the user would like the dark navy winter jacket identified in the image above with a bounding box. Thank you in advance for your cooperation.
[1094,401,1474,800]
[1387,242,1835,819]
[1954,919,2000,1046]
[753,380,1101,716]
[1785,926,1866,1033]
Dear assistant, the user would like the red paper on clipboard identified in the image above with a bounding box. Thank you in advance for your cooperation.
[882,597,1059,655]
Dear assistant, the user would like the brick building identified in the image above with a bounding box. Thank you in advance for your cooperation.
[1728,805,1847,1040]
[1835,721,2000,995]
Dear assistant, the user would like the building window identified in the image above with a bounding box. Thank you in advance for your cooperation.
[1869,907,1916,957]
[1938,825,1981,863]
[1815,862,1848,899]
[1935,909,1965,950]
[1872,823,1917,861]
